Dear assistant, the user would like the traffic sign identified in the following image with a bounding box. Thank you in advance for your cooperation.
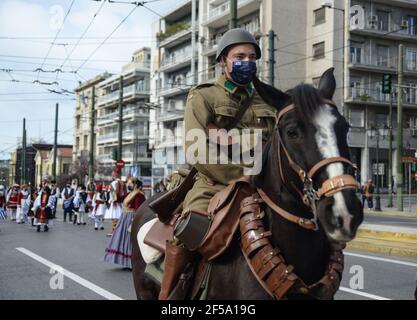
[115,159,125,168]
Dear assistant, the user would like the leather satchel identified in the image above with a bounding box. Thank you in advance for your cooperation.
[149,167,198,223]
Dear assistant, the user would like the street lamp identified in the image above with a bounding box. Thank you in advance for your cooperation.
[367,125,389,211]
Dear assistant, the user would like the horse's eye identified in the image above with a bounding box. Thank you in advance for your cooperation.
[286,128,299,139]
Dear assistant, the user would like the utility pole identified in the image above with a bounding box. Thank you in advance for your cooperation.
[52,103,58,181]
[118,76,124,174]
[387,91,393,207]
[190,0,196,85]
[268,30,276,86]
[229,0,237,29]
[21,118,26,184]
[396,44,404,211]
[88,87,95,181]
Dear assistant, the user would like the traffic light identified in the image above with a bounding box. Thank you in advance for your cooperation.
[382,74,392,94]
[112,148,118,161]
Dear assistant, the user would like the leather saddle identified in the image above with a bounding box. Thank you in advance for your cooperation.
[143,177,254,260]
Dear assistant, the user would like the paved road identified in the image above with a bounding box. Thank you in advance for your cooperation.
[1,209,416,300]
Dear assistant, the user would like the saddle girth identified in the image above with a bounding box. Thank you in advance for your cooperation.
[239,193,344,300]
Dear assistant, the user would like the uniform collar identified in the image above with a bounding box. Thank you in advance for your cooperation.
[216,74,254,96]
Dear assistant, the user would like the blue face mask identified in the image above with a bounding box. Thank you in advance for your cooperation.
[228,59,257,85]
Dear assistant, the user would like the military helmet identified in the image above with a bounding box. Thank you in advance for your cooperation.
[215,28,261,62]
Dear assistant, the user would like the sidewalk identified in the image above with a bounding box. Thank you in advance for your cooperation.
[348,221,417,258]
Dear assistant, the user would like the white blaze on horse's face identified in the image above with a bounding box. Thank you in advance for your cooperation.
[313,104,352,241]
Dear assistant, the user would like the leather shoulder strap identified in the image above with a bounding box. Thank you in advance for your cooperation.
[225,94,254,131]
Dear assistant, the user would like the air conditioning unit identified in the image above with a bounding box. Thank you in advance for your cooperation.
[401,18,409,30]
[369,15,378,29]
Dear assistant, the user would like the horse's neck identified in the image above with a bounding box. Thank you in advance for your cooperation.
[261,149,330,285]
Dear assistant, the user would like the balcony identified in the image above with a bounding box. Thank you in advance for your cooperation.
[158,110,185,123]
[97,129,148,145]
[201,38,219,56]
[96,107,149,127]
[350,16,417,44]
[97,81,150,107]
[349,55,397,73]
[346,86,417,107]
[369,0,417,10]
[203,0,259,28]
[158,22,196,49]
[200,68,216,83]
[159,53,194,73]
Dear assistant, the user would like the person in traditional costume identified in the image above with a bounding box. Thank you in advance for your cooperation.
[50,180,60,219]
[27,188,38,226]
[62,182,75,222]
[16,184,30,224]
[104,171,126,237]
[6,184,19,221]
[104,178,145,269]
[33,186,54,232]
[90,184,106,230]
[0,185,7,222]
[73,185,88,226]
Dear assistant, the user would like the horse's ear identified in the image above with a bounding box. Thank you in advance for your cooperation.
[318,67,336,100]
[252,76,290,110]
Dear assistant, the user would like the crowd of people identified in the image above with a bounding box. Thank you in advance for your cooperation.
[0,170,147,270]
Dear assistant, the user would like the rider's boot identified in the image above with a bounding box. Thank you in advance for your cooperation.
[159,240,195,300]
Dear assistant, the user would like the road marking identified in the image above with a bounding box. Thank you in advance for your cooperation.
[16,247,123,300]
[345,251,417,268]
[339,287,391,300]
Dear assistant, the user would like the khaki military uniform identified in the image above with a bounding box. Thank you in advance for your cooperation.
[182,74,276,212]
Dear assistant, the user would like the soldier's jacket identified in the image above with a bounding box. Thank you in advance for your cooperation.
[182,74,276,212]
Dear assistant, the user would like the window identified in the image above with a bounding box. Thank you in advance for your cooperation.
[83,135,88,149]
[407,16,417,36]
[314,7,326,25]
[349,110,364,127]
[313,42,325,59]
[377,10,389,31]
[350,79,362,98]
[406,48,417,71]
[405,84,417,104]
[63,164,70,175]
[375,113,388,126]
[350,46,362,64]
[376,45,389,67]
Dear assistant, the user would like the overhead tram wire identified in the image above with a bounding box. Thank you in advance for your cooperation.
[37,0,76,81]
[55,0,108,84]
[75,2,142,72]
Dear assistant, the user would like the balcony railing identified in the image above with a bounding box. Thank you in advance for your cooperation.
[97,107,149,125]
[350,55,397,69]
[98,81,150,105]
[348,86,417,105]
[160,53,192,68]
[205,0,254,23]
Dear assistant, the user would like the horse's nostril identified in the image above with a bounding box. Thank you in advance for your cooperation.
[337,217,344,229]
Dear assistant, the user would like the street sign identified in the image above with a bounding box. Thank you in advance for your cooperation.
[401,157,417,163]
[115,159,125,169]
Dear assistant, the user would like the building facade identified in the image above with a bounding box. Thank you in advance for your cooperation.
[96,47,153,181]
[151,0,199,186]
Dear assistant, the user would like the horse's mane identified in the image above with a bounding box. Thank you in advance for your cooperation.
[287,83,323,125]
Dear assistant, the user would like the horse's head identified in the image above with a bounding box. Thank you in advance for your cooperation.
[253,68,363,244]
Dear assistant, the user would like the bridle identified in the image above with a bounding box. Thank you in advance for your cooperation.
[257,99,359,231]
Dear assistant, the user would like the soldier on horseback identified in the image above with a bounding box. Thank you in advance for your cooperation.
[159,28,277,299]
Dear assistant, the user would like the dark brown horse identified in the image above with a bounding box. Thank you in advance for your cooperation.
[131,68,363,299]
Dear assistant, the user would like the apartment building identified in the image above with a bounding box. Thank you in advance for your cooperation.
[96,47,152,181]
[74,72,111,165]
[151,0,199,185]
